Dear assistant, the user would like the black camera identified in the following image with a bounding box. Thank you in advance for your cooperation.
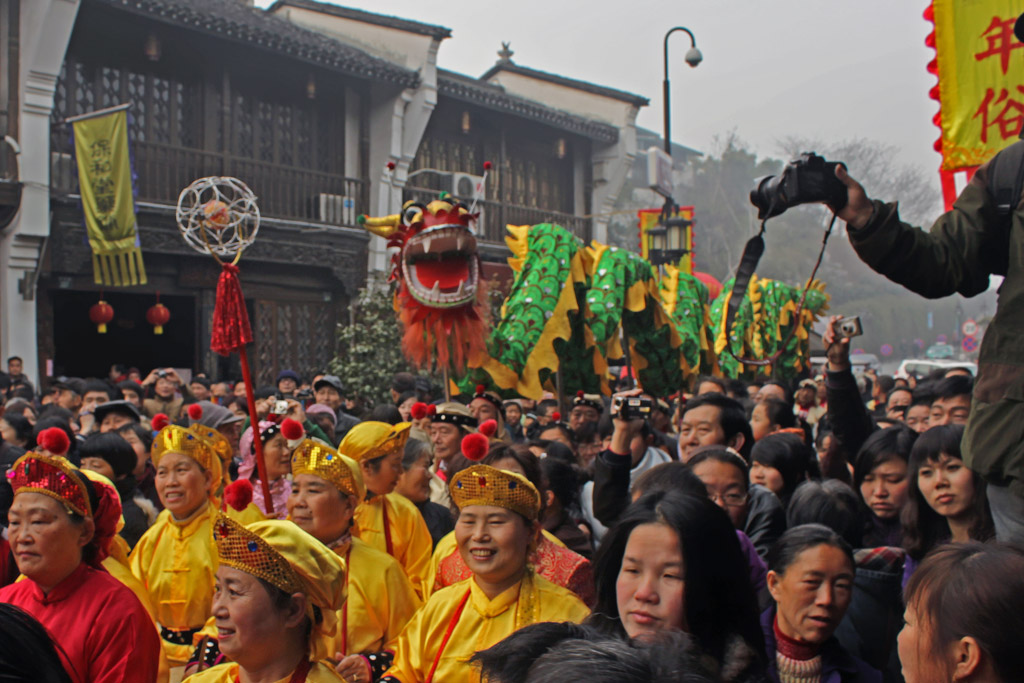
[749,152,848,219]
[156,370,169,379]
[612,395,653,421]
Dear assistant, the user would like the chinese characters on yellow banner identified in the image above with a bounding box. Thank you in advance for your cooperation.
[931,0,1024,171]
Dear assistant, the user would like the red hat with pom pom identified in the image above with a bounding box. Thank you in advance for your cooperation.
[37,427,71,457]
[7,452,91,518]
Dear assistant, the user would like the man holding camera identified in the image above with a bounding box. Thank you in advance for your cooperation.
[140,367,191,421]
[827,18,1024,542]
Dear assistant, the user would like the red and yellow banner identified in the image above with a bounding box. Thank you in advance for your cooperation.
[72,109,147,286]
[638,206,694,274]
[930,0,1024,171]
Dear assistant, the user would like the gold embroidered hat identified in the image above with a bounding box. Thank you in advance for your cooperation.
[190,423,234,488]
[7,453,92,517]
[213,514,347,660]
[450,464,540,521]
[291,438,364,500]
[151,424,221,489]
[338,421,412,463]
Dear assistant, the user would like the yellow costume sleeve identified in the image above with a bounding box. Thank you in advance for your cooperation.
[353,493,433,600]
[385,574,589,683]
[183,661,343,682]
[129,502,219,665]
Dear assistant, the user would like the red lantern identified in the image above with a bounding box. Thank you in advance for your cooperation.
[89,299,114,334]
[146,301,171,335]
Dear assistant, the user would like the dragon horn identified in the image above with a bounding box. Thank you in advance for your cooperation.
[357,213,402,239]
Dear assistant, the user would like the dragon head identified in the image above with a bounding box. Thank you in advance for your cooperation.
[360,194,480,309]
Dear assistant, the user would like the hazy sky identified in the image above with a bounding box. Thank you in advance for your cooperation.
[258,0,943,180]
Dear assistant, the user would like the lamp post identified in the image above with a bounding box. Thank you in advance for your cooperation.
[647,27,701,268]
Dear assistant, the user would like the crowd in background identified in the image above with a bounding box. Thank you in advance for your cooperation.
[0,312,1022,683]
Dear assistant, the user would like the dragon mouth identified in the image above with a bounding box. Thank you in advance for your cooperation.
[403,224,479,308]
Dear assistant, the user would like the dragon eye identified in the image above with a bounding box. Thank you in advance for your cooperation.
[404,205,423,224]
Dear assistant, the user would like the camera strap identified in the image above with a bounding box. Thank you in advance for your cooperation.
[724,210,837,369]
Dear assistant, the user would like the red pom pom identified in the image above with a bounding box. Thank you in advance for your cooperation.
[483,161,493,171]
[281,418,304,441]
[224,479,254,512]
[576,390,585,398]
[475,384,486,395]
[411,402,428,420]
[461,432,490,461]
[151,413,170,431]
[551,411,561,422]
[386,161,396,171]
[38,427,70,457]
[479,419,498,438]
[187,403,203,421]
[427,404,437,417]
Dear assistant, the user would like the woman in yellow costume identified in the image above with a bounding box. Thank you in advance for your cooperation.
[182,515,346,683]
[382,464,590,683]
[340,421,432,600]
[129,424,222,666]
[288,437,421,682]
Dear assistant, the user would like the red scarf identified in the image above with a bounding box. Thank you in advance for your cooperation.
[773,615,820,661]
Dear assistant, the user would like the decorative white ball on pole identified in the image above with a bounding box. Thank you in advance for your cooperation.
[175,176,260,264]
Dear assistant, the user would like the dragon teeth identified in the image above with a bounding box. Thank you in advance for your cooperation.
[422,235,433,254]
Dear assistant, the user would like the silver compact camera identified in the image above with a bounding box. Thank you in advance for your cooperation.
[836,316,863,338]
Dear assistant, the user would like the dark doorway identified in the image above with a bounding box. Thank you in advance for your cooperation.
[51,290,196,378]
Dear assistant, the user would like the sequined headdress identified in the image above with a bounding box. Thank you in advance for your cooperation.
[189,423,234,488]
[338,421,412,463]
[291,438,365,500]
[7,453,92,517]
[151,424,221,487]
[214,513,304,594]
[450,464,540,521]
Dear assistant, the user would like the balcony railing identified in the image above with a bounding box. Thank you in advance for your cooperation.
[405,187,591,244]
[51,141,368,226]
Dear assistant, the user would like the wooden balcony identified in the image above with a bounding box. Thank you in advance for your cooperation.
[404,186,591,244]
[50,140,369,227]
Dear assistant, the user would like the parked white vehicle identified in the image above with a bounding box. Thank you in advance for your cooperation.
[895,358,977,379]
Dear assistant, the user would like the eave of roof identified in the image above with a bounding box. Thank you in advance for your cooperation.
[480,61,649,107]
[92,0,419,88]
[438,69,619,144]
[266,0,452,40]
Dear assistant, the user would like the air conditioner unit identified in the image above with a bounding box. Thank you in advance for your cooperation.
[450,172,485,203]
[317,193,357,226]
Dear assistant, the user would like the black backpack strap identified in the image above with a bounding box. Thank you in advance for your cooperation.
[988,138,1024,218]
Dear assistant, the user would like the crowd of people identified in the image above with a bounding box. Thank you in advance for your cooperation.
[0,311,1022,683]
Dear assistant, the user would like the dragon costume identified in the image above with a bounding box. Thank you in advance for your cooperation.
[358,195,486,373]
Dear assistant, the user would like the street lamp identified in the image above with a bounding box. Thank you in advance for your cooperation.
[647,216,692,266]
[662,27,702,158]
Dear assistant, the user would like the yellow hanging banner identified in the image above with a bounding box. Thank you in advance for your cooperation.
[72,109,147,286]
[931,0,1024,171]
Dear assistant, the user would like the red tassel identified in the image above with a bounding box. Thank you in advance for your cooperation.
[224,479,254,511]
[411,402,428,420]
[281,418,304,441]
[152,413,170,431]
[461,432,490,461]
[187,404,204,421]
[479,419,498,438]
[211,263,253,356]
[38,427,70,456]
[552,411,561,422]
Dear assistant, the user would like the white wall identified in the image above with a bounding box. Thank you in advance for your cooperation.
[0,0,79,386]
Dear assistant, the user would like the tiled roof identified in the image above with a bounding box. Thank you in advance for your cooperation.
[438,69,619,144]
[480,61,649,107]
[93,0,419,87]
[266,0,451,39]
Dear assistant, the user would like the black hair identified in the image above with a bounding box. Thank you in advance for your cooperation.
[901,424,994,561]
[682,393,753,461]
[116,380,144,397]
[0,414,33,446]
[852,424,916,492]
[366,404,402,425]
[390,372,417,394]
[6,356,22,364]
[540,456,580,515]
[573,419,601,446]
[78,432,137,479]
[482,443,542,494]
[395,390,419,408]
[254,385,278,401]
[542,441,577,466]
[686,446,750,490]
[761,379,793,404]
[537,398,559,415]
[539,422,577,447]
[875,375,895,395]
[595,412,615,439]
[31,418,76,456]
[117,422,153,452]
[472,623,719,683]
[756,397,796,431]
[190,376,212,389]
[767,523,854,576]
[750,432,819,505]
[629,461,706,500]
[786,480,862,548]
[932,374,973,401]
[589,490,765,665]
[402,436,432,471]
[695,376,727,393]
[0,604,75,683]
[82,379,113,400]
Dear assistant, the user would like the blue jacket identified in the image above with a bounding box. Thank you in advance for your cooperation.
[761,608,882,683]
